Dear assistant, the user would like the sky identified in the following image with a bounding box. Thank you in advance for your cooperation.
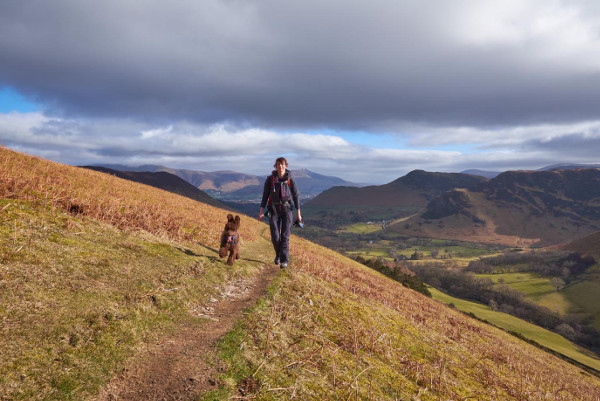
[2,0,600,184]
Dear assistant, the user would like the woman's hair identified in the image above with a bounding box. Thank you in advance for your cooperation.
[274,157,288,167]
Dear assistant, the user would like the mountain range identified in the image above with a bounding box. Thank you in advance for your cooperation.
[302,167,600,247]
[392,168,600,247]
[91,163,360,201]
[308,169,487,208]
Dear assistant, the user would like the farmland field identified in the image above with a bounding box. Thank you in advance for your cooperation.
[429,287,600,372]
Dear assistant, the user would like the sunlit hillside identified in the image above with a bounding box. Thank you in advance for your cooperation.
[391,169,600,247]
[1,147,600,400]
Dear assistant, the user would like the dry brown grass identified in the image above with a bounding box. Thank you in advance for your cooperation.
[233,236,600,399]
[0,147,259,245]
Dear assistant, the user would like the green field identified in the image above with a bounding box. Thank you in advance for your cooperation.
[353,247,391,258]
[344,222,384,234]
[564,280,600,330]
[477,272,556,297]
[347,243,493,263]
[475,271,600,327]
[429,287,600,372]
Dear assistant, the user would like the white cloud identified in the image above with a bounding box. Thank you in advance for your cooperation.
[451,0,600,69]
[5,111,600,184]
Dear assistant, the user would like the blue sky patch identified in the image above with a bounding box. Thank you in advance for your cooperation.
[0,87,39,113]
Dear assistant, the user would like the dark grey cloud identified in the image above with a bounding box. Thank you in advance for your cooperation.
[3,0,600,131]
[522,131,600,159]
[4,1,600,184]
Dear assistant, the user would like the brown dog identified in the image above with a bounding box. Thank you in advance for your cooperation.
[219,214,241,265]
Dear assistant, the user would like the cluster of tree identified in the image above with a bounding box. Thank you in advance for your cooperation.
[354,256,431,297]
[410,262,600,353]
[465,251,595,283]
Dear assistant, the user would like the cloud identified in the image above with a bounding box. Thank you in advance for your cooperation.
[399,120,600,149]
[521,130,600,159]
[3,0,600,131]
[3,1,600,183]
[2,111,598,184]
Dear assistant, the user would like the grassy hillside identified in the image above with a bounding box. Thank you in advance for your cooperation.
[2,148,600,400]
[229,242,600,399]
[0,148,269,399]
[429,287,600,372]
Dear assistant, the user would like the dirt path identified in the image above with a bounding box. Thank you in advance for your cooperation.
[95,263,280,401]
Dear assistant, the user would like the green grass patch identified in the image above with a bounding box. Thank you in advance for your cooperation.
[347,243,492,263]
[476,272,571,314]
[563,280,600,330]
[477,272,555,298]
[429,287,600,372]
[0,200,265,400]
[343,222,383,234]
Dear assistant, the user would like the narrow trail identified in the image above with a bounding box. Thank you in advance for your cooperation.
[95,261,281,401]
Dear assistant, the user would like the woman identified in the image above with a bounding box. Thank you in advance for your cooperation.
[258,157,302,268]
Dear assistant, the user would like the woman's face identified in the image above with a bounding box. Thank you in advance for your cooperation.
[276,161,287,177]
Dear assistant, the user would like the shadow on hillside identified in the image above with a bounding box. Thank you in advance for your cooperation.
[185,244,267,265]
[191,243,219,255]
[176,247,204,257]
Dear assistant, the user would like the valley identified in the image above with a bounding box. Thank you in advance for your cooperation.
[297,204,600,373]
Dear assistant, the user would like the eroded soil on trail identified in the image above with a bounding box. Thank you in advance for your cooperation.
[95,264,280,401]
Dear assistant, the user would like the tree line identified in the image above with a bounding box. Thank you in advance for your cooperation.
[465,250,595,281]
[354,255,431,297]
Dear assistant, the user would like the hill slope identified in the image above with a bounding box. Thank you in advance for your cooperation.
[1,148,600,400]
[303,170,487,227]
[391,169,600,247]
[82,166,227,209]
[308,170,487,208]
[561,231,600,259]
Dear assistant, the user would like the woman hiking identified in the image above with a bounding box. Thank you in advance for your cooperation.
[258,157,302,268]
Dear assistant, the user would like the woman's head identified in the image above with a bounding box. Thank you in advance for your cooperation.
[274,157,288,168]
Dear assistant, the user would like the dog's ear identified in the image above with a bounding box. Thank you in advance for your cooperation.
[234,215,240,224]
[227,214,234,222]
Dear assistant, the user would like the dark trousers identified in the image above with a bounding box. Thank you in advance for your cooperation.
[269,208,293,263]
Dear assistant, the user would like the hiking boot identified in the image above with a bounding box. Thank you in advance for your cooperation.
[280,262,288,269]
[274,256,280,265]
